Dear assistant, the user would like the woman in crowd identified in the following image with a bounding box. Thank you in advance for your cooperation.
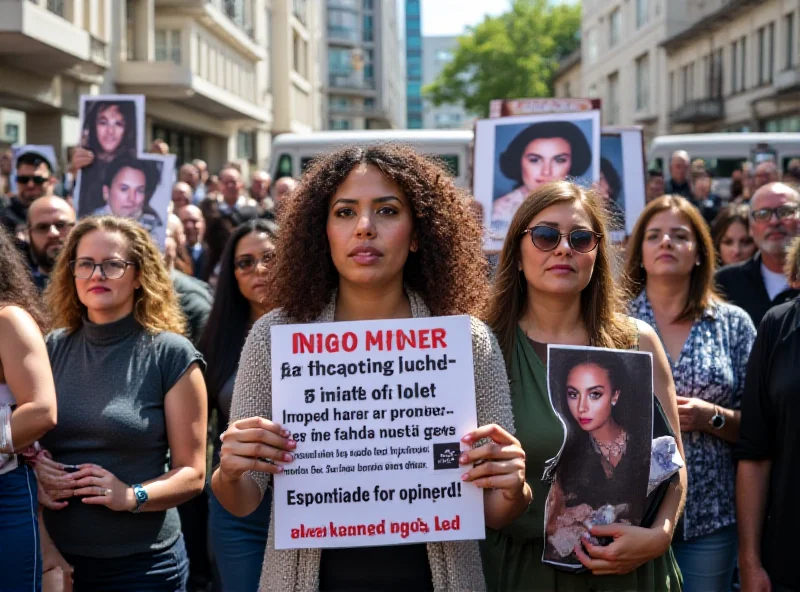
[212,144,531,591]
[482,181,686,591]
[0,228,58,591]
[493,121,592,229]
[624,195,756,592]
[71,100,138,216]
[33,216,207,591]
[198,219,278,592]
[711,204,756,267]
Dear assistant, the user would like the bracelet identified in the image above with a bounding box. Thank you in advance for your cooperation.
[0,405,13,454]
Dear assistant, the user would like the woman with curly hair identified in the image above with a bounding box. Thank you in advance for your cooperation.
[33,216,207,591]
[0,227,58,592]
[211,144,531,591]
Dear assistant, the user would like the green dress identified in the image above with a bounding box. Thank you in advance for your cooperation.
[480,327,682,592]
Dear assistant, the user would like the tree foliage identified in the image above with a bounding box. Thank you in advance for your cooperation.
[424,0,582,118]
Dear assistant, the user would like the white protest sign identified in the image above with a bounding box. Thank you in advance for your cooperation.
[271,315,485,550]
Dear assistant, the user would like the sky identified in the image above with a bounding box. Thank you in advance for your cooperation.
[421,0,509,37]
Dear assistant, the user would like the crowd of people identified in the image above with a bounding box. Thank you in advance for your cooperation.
[0,139,798,592]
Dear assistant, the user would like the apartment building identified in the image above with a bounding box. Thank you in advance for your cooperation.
[664,0,800,134]
[0,0,323,173]
[323,0,406,130]
[406,0,422,128]
[421,36,475,129]
[553,48,582,99]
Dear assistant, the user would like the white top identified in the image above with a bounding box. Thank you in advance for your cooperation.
[761,263,789,301]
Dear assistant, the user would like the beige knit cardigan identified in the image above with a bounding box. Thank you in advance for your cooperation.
[228,290,515,592]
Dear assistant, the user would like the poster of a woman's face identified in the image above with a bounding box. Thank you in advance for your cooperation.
[473,111,600,251]
[543,346,653,570]
[599,134,626,242]
[600,128,647,241]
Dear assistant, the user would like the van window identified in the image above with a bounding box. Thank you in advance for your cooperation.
[275,153,293,179]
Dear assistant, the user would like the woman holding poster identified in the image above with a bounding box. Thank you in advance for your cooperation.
[211,144,532,592]
[482,181,687,591]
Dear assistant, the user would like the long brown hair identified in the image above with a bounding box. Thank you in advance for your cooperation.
[710,204,751,265]
[0,227,48,333]
[45,216,186,335]
[624,195,719,322]
[486,181,634,365]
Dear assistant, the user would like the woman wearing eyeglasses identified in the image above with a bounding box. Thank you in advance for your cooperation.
[624,196,756,592]
[33,216,207,591]
[198,219,278,592]
[482,181,686,591]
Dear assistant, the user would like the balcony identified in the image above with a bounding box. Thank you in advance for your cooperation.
[328,74,376,93]
[774,67,800,94]
[0,0,109,76]
[670,98,725,124]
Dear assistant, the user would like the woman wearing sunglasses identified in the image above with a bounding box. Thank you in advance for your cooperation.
[34,216,207,591]
[482,181,686,591]
[624,196,756,592]
[212,144,531,591]
[198,219,278,592]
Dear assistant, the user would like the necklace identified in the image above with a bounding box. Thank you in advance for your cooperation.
[591,430,628,465]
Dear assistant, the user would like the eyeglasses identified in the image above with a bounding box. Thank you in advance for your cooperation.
[29,221,75,235]
[751,205,799,223]
[17,175,48,186]
[70,258,137,280]
[234,251,274,273]
[522,226,602,253]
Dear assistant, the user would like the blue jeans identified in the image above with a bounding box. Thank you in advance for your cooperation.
[672,524,738,592]
[63,533,189,591]
[0,463,41,592]
[208,485,271,592]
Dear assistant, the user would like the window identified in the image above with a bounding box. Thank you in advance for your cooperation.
[363,15,373,42]
[768,22,775,83]
[731,40,738,92]
[609,8,621,48]
[364,97,376,109]
[329,118,352,130]
[237,131,255,162]
[155,30,181,65]
[407,56,422,78]
[588,83,598,98]
[786,12,796,69]
[364,49,374,82]
[607,72,619,124]
[46,0,65,17]
[564,81,571,98]
[681,63,694,103]
[126,1,135,60]
[587,29,598,65]
[293,31,307,77]
[275,153,293,179]
[740,36,747,89]
[4,124,19,144]
[406,0,420,16]
[330,96,352,111]
[328,48,352,76]
[669,71,674,109]
[363,0,373,9]
[223,0,253,37]
[636,53,650,110]
[636,0,648,28]
[712,48,724,98]
[328,8,360,42]
[758,27,766,83]
[293,0,307,24]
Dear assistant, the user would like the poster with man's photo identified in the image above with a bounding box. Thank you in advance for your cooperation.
[543,345,653,570]
[473,110,600,251]
[600,127,646,243]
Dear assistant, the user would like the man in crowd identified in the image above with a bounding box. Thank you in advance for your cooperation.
[1,151,56,236]
[172,181,193,210]
[664,150,694,200]
[179,163,205,204]
[25,196,76,291]
[177,204,207,280]
[646,169,665,203]
[274,176,298,204]
[250,170,272,208]
[715,182,799,325]
[218,166,257,213]
[753,160,779,190]
[692,171,723,225]
[784,159,800,187]
[193,159,209,187]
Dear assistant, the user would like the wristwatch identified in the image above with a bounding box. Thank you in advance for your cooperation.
[130,484,149,513]
[709,407,725,430]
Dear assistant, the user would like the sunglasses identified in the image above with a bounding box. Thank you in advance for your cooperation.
[234,251,274,273]
[751,205,799,223]
[522,225,602,253]
[17,175,48,186]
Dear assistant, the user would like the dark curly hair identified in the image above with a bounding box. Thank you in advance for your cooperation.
[499,121,592,185]
[83,100,138,160]
[600,157,621,202]
[0,227,48,332]
[271,143,488,321]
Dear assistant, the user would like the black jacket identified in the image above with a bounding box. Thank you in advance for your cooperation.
[715,253,799,326]
[171,269,213,345]
[664,179,694,201]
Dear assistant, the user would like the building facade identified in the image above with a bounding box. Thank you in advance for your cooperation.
[406,0,422,128]
[0,0,323,174]
[323,0,406,130]
[421,35,474,129]
[553,48,582,100]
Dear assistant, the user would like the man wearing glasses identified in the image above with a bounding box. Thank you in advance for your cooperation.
[0,151,56,236]
[715,182,800,325]
[26,196,76,292]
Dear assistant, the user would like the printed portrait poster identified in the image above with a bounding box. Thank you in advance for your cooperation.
[270,316,485,550]
[489,98,602,118]
[10,145,58,195]
[543,345,653,570]
[473,110,601,251]
[601,127,647,243]
[73,94,145,218]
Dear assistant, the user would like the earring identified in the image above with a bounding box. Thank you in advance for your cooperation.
[612,401,617,406]
[695,260,701,266]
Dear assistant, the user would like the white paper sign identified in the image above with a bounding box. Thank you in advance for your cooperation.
[271,315,485,550]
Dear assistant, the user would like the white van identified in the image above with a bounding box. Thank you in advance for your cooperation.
[269,130,474,188]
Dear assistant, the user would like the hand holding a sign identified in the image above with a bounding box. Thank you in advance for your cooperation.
[461,423,531,529]
[572,522,671,575]
[218,416,297,482]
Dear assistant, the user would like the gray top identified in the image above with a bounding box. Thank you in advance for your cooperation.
[41,313,205,558]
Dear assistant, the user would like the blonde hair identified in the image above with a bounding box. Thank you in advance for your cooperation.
[786,236,800,284]
[46,216,186,335]
[486,181,635,365]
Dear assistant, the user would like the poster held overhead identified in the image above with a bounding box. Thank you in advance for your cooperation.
[600,127,646,242]
[270,315,485,550]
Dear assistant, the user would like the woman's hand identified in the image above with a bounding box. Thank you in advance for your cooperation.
[33,455,75,507]
[68,464,135,512]
[217,416,296,483]
[573,523,671,575]
[71,147,94,172]
[676,396,716,432]
[460,424,527,500]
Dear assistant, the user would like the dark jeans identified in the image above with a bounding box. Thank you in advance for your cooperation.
[0,463,42,592]
[63,533,189,592]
